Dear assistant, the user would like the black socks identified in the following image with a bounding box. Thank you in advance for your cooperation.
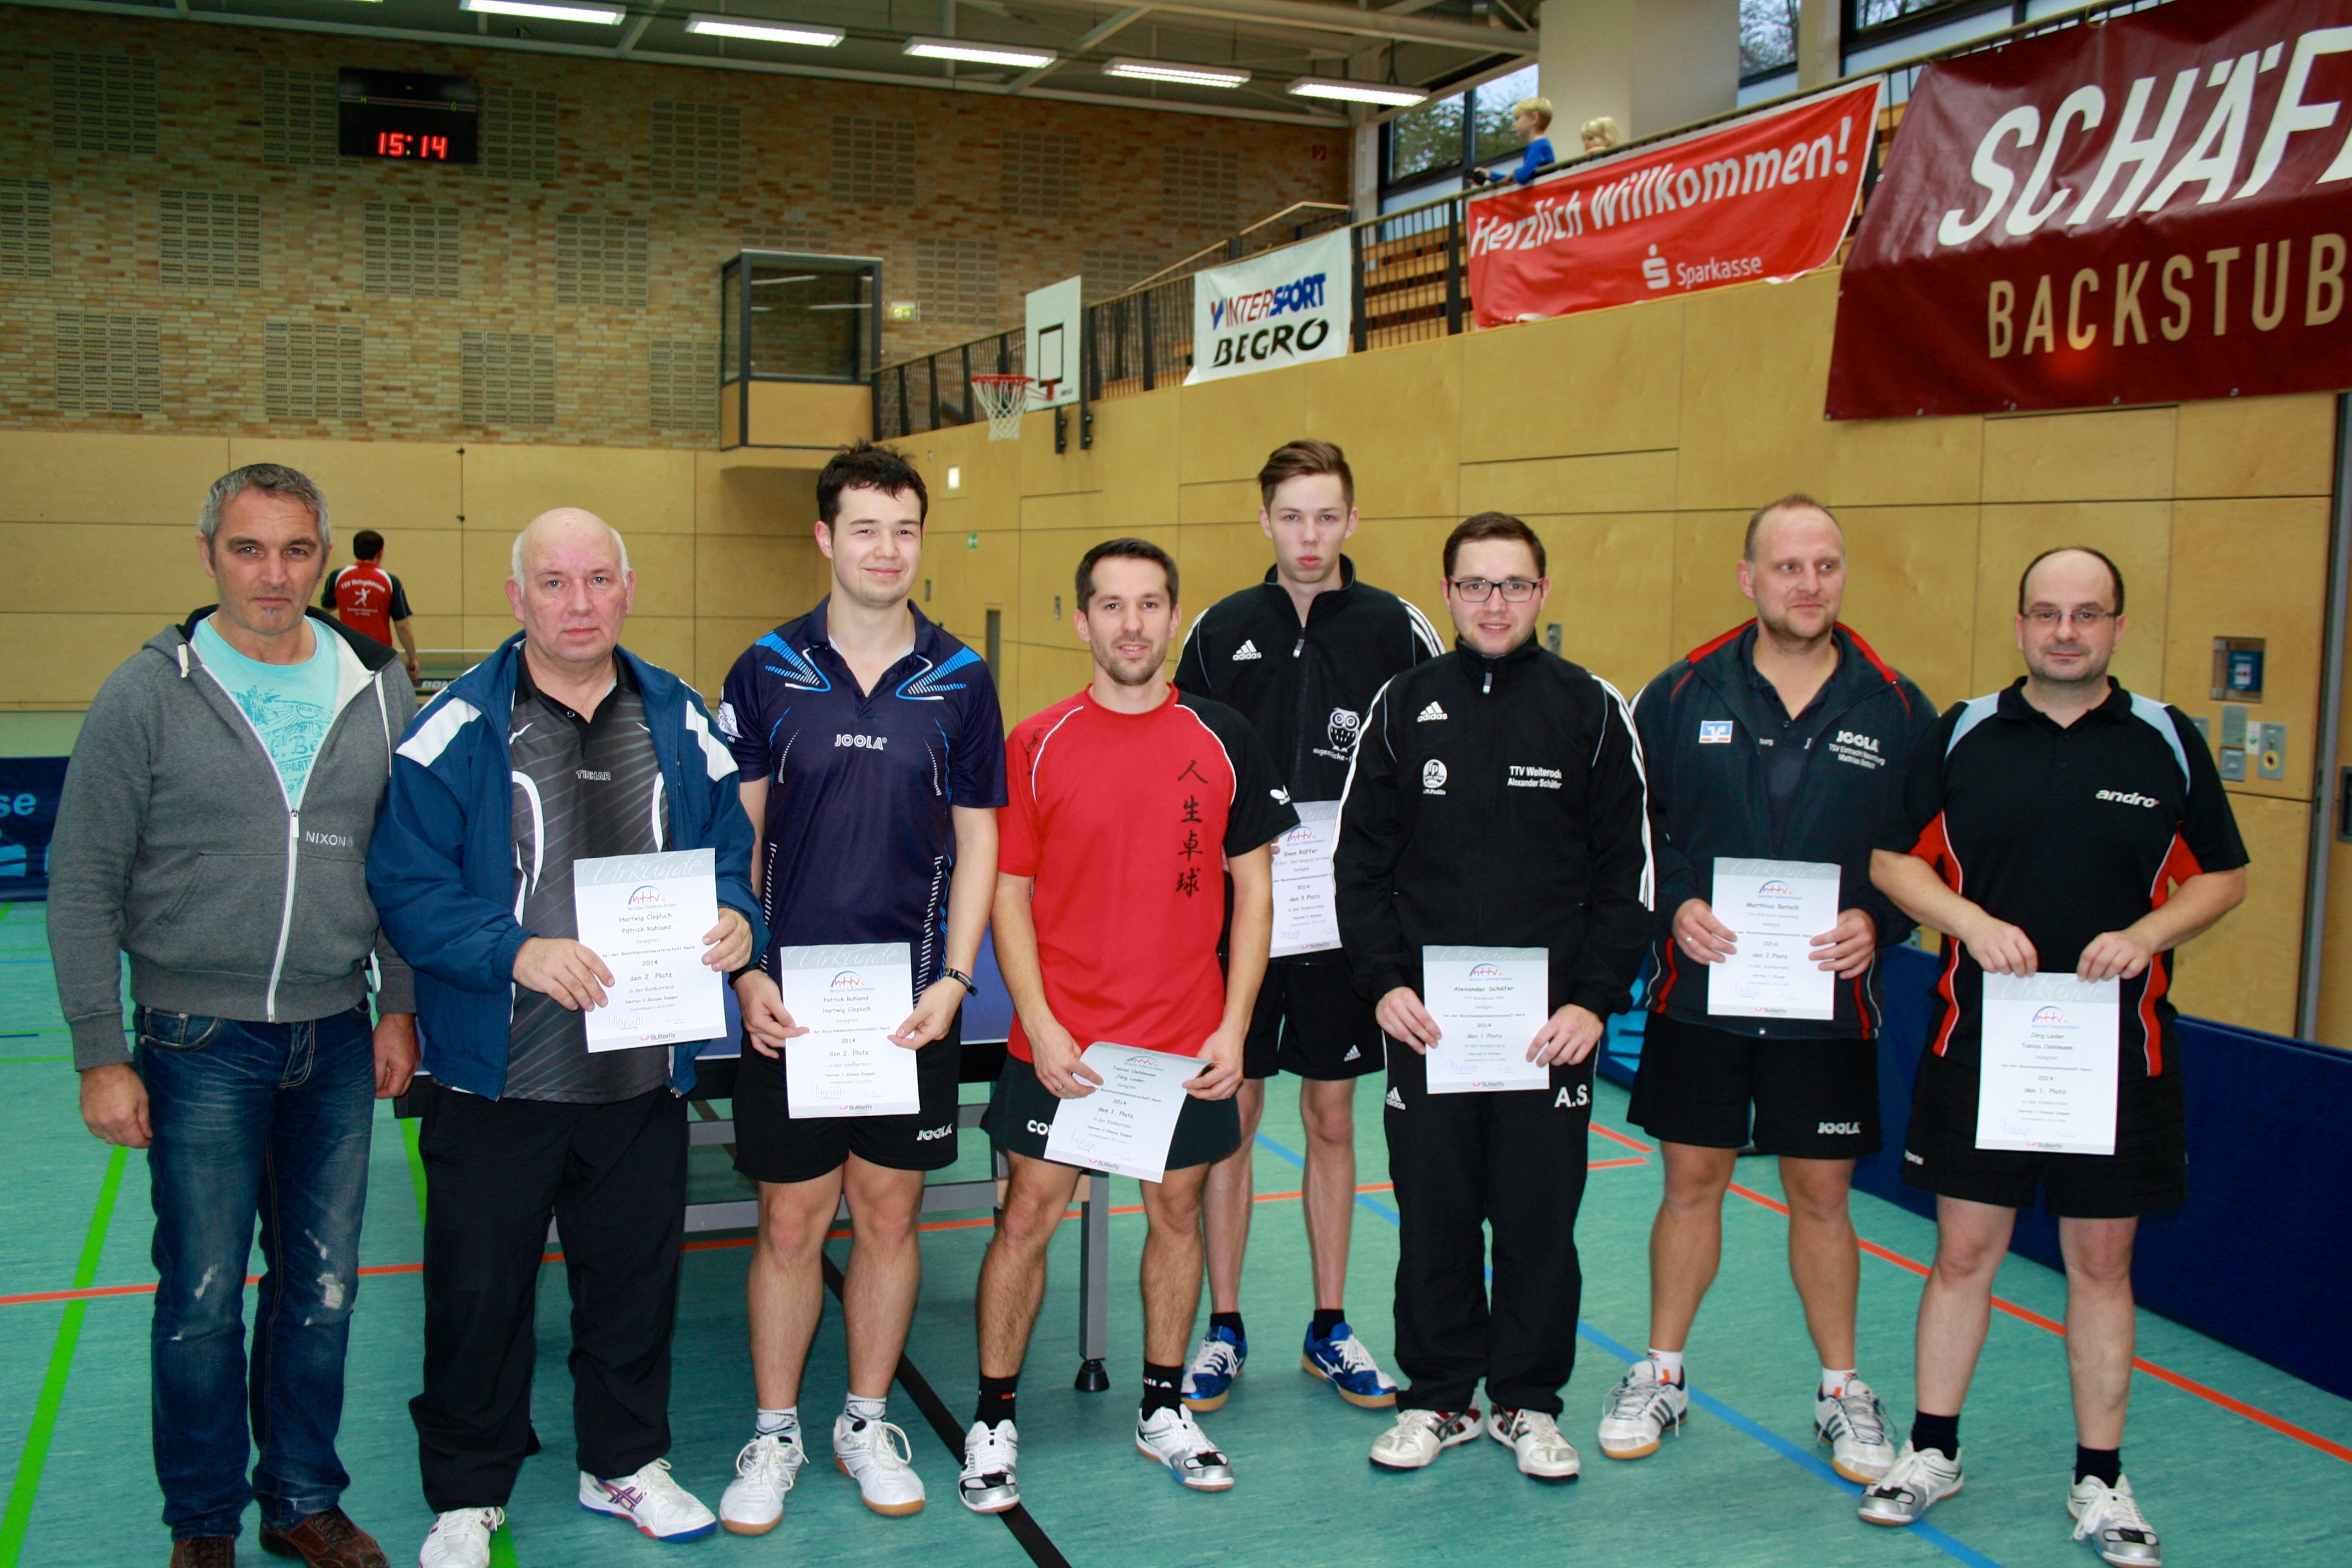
[2074,1445,2123,1488]
[975,1373,1019,1430]
[1911,1411,1961,1460]
[1141,1362,1184,1418]
[1310,1307,1346,1339]
[1209,1311,1245,1340]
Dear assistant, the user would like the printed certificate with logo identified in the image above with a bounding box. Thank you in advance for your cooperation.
[1043,1043,1200,1182]
[1421,946,1550,1094]
[1976,973,2120,1156]
[1707,858,1841,1022]
[573,849,726,1053]
[774,943,921,1119]
[1269,800,1342,958]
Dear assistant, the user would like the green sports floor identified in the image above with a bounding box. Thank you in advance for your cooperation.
[2,898,2346,1568]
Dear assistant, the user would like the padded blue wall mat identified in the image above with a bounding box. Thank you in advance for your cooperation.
[1858,945,2352,1402]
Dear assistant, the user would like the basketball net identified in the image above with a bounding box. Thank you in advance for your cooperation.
[969,374,1033,442]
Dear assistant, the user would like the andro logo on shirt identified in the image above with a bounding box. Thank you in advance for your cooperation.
[2096,789,2158,808]
[1422,758,1448,794]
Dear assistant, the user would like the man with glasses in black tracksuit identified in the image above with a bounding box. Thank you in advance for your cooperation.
[1336,510,1651,1483]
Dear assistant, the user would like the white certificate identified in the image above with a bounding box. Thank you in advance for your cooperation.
[573,849,727,1053]
[1976,973,2120,1156]
[1043,1043,1199,1182]
[1269,800,1342,958]
[774,942,921,1119]
[1707,857,1841,1022]
[1422,946,1550,1094]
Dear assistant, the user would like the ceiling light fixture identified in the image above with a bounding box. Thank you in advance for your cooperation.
[903,36,1057,69]
[685,14,844,46]
[460,0,625,23]
[1103,57,1250,88]
[1284,76,1428,107]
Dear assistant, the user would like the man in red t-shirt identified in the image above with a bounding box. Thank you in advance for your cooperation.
[322,528,420,682]
[961,538,1295,1516]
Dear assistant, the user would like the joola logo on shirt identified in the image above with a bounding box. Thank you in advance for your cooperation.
[1818,1121,1862,1135]
[1699,720,1734,743]
[1828,730,1886,769]
[1422,759,1448,793]
[2097,789,2158,808]
[1232,640,1263,661]
[915,1124,954,1142]
[835,733,887,750]
[1834,730,1879,754]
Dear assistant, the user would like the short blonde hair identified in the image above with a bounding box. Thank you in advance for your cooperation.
[1580,115,1621,148]
[1512,96,1553,131]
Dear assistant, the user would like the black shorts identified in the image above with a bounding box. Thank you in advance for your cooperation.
[981,1054,1241,1175]
[730,1016,963,1186]
[1627,1010,1881,1159]
[1900,1045,2187,1220]
[1244,961,1385,1081]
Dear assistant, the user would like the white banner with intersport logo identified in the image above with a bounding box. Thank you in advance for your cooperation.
[1186,228,1353,385]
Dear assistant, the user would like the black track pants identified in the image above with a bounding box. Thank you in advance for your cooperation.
[1382,1042,1593,1417]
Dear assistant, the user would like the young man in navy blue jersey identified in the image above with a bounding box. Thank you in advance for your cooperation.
[1859,546,2245,1567]
[1172,440,1441,1414]
[712,442,1005,1532]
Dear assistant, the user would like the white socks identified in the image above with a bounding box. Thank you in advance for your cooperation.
[845,1395,887,1426]
[1646,1348,1684,1383]
[755,1406,799,1440]
[1820,1367,1857,1397]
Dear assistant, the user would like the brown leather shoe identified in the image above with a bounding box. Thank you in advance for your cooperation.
[169,1540,235,1567]
[257,1508,388,1568]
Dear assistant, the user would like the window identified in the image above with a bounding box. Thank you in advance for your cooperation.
[1740,0,1800,77]
[1382,65,1543,201]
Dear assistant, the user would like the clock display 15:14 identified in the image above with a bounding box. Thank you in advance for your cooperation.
[375,131,451,160]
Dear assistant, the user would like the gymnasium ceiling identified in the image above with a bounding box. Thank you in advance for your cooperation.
[7,0,1541,125]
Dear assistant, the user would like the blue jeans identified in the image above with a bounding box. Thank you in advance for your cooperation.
[136,1005,376,1541]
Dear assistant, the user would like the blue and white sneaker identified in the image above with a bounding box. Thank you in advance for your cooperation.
[578,1458,717,1542]
[1300,1321,1399,1408]
[1180,1325,1247,1412]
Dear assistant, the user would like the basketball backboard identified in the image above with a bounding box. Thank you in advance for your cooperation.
[1024,276,1082,408]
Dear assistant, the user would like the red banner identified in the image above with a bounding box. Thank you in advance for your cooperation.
[1829,0,2352,420]
[1465,82,1881,330]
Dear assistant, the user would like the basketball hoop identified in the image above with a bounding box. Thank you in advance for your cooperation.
[969,374,1034,442]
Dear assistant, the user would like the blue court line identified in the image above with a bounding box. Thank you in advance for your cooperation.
[1251,1129,2004,1568]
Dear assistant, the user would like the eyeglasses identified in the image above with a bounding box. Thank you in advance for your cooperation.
[1448,577,1541,603]
[2024,607,2115,628]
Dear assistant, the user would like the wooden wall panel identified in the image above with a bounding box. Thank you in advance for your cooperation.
[2170,793,2308,1038]
[1460,451,1679,518]
[0,524,216,617]
[1460,298,1682,462]
[2172,393,2334,499]
[0,615,186,706]
[1980,408,2177,504]
[0,433,230,526]
[1838,505,1981,710]
[1529,513,1678,695]
[462,445,697,537]
[226,439,462,537]
[1305,336,1462,521]
[1670,509,1754,656]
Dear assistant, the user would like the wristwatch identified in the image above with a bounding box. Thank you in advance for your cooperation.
[943,967,979,997]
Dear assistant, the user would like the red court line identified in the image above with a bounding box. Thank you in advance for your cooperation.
[1722,1180,2352,1465]
[1592,1122,1655,1153]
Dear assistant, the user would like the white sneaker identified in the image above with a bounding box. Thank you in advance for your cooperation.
[1858,1442,1964,1526]
[578,1457,718,1542]
[1816,1375,1898,1483]
[834,1409,926,1517]
[959,1420,1021,1515]
[1368,1406,1483,1471]
[1491,1407,1581,1480]
[418,1508,501,1568]
[1596,1360,1689,1460]
[1135,1405,1235,1490]
[719,1432,805,1536]
[2069,1475,2162,1567]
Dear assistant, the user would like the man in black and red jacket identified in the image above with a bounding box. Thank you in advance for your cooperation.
[1600,494,1936,1484]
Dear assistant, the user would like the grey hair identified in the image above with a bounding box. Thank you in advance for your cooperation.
[198,463,330,552]
[510,513,632,580]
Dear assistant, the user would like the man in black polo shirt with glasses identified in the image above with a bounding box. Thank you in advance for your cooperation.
[1858,546,2246,1568]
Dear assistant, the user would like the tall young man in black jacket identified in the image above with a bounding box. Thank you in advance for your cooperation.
[1336,511,1651,1482]
[1172,440,1443,1414]
[1599,495,1936,1483]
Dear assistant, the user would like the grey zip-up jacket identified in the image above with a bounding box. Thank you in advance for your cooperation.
[50,607,419,1071]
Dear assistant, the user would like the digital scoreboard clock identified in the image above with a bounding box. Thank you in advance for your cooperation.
[338,69,480,163]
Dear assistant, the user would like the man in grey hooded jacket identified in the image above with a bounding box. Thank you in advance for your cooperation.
[49,463,417,1568]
